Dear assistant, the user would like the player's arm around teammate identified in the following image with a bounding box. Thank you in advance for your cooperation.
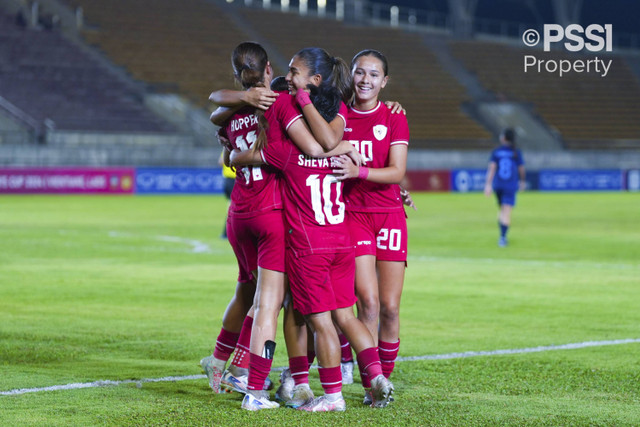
[332,50,410,399]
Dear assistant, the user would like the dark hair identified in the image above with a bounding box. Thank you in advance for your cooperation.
[231,42,270,153]
[270,75,288,92]
[351,49,389,76]
[293,47,352,103]
[232,42,268,89]
[502,128,519,159]
[308,84,341,122]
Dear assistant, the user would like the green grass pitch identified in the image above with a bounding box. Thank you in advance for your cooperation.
[0,192,639,426]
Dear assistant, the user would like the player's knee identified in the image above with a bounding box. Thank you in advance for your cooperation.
[358,296,379,316]
[379,303,399,324]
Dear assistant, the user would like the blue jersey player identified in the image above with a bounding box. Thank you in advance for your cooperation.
[483,128,525,247]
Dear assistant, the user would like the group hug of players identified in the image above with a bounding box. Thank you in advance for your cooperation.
[200,41,411,412]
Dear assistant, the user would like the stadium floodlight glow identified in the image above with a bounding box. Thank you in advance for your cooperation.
[318,0,326,17]
[390,6,399,27]
[336,0,344,21]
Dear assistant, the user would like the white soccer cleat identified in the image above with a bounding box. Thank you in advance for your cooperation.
[341,361,354,385]
[370,375,394,408]
[220,370,248,394]
[298,395,346,412]
[241,391,280,411]
[285,383,314,408]
[200,355,226,393]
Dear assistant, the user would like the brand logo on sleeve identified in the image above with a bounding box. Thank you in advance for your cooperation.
[373,125,387,141]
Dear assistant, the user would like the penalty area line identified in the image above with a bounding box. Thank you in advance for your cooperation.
[2,338,639,396]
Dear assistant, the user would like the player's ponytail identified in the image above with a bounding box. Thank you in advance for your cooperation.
[331,56,352,103]
[251,113,269,154]
[231,42,268,90]
[293,47,352,103]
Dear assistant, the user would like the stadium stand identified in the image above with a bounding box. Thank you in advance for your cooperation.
[449,40,640,149]
[65,0,252,108]
[5,0,639,153]
[64,0,491,148]
[0,11,174,134]
[236,7,492,148]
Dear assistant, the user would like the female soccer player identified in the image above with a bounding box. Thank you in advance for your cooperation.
[483,128,526,247]
[332,49,410,405]
[200,42,284,400]
[210,46,353,407]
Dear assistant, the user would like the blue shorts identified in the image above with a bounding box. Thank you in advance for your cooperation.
[495,189,517,207]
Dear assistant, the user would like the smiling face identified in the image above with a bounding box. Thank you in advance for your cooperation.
[285,55,321,95]
[351,54,388,109]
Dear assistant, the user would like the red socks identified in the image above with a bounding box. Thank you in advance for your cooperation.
[213,328,240,361]
[318,366,342,394]
[289,356,310,386]
[338,333,353,363]
[247,353,272,391]
[379,339,400,378]
[230,316,253,369]
[357,346,383,388]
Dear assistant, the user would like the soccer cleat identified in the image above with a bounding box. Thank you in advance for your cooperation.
[370,375,394,408]
[362,389,373,406]
[498,237,508,247]
[341,361,354,385]
[200,355,225,393]
[241,391,280,411]
[264,376,275,391]
[298,395,346,412]
[221,370,248,394]
[275,368,295,403]
[285,383,314,408]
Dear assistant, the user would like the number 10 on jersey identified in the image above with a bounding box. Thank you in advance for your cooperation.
[306,174,345,225]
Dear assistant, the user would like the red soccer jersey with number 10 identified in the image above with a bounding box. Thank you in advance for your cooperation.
[343,101,410,212]
[261,93,352,257]
[223,105,283,218]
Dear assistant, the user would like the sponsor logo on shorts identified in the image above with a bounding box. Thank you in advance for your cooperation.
[357,240,372,246]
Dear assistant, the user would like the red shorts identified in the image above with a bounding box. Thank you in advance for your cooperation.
[285,248,356,316]
[227,210,286,283]
[348,211,407,262]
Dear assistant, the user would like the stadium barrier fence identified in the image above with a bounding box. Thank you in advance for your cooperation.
[0,168,635,194]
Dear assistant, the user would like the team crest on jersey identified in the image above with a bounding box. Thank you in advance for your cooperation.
[373,125,387,141]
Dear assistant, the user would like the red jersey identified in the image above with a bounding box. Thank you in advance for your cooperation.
[261,93,352,257]
[343,101,410,213]
[223,106,283,218]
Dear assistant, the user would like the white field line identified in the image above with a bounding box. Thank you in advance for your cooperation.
[108,231,215,254]
[2,338,639,397]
